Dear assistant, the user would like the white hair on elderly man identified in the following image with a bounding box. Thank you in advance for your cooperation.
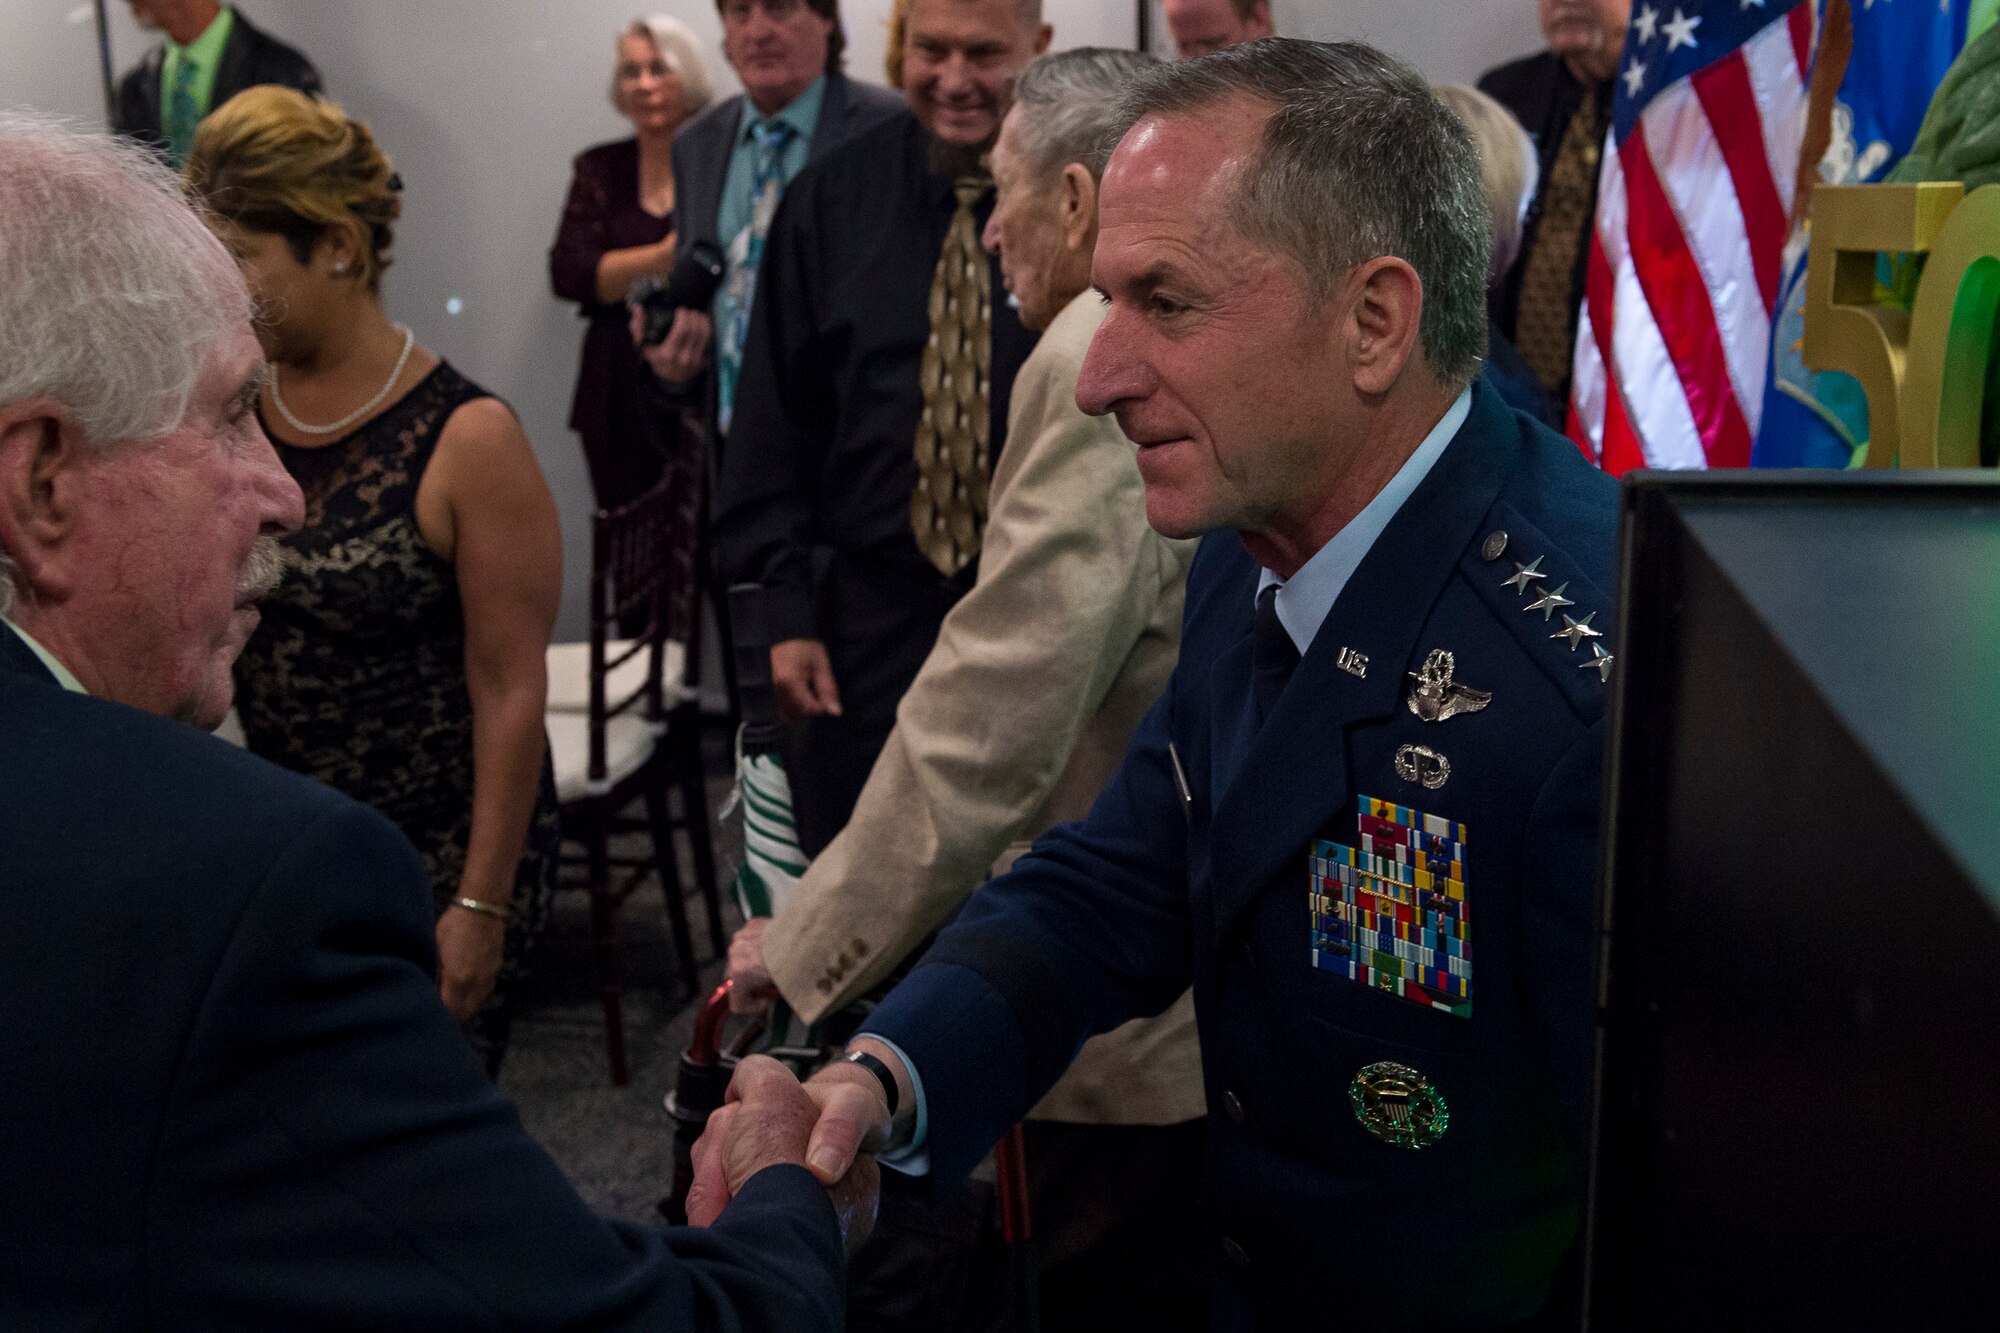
[1009,46,1160,182]
[0,113,253,614]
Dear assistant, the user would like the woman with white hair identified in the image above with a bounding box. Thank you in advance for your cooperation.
[1433,81,1563,429]
[551,16,715,513]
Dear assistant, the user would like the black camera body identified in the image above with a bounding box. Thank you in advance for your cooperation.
[629,239,727,347]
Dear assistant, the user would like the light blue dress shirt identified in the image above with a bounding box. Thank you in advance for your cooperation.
[877,386,1473,1167]
[1256,387,1472,653]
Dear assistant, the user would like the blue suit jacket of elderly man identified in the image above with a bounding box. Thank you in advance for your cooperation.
[0,629,844,1330]
[864,382,1622,1330]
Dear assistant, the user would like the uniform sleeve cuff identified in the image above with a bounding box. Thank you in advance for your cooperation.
[857,1033,930,1177]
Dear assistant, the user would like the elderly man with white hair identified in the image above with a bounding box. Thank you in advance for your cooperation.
[0,114,868,1331]
[723,46,1208,1330]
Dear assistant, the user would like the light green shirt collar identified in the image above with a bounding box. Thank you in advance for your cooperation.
[164,4,235,70]
[735,74,827,148]
[3,618,86,695]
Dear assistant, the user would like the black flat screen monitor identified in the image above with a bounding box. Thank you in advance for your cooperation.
[1585,472,2000,1329]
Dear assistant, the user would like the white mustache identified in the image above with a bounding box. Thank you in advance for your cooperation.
[236,536,286,602]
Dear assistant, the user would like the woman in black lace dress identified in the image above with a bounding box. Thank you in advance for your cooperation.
[186,87,562,1074]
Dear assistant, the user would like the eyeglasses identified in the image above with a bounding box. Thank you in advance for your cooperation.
[722,0,807,23]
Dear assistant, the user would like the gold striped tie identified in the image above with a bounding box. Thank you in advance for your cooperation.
[911,177,993,578]
[1514,94,1604,396]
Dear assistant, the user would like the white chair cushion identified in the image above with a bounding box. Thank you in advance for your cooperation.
[547,711,661,803]
[544,638,690,713]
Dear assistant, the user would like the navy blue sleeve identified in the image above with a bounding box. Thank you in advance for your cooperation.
[152,800,844,1332]
[862,674,1200,1185]
[1520,719,1606,1157]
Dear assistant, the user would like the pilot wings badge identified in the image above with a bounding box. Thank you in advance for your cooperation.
[1405,649,1491,723]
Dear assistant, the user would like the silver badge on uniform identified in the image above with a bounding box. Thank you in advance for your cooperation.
[1405,649,1491,723]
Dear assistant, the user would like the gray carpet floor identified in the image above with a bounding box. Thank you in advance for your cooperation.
[498,726,744,1225]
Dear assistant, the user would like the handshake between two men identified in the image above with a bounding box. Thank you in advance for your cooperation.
[686,1040,915,1253]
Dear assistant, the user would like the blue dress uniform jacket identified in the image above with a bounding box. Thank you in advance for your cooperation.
[863,382,1620,1330]
[0,632,844,1331]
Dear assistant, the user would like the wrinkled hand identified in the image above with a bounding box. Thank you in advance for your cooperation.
[771,638,843,724]
[686,1055,881,1254]
[435,903,505,1021]
[727,917,778,1016]
[801,1060,897,1186]
[632,305,713,384]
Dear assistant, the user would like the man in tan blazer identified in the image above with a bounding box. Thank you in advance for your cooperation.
[724,47,1207,1333]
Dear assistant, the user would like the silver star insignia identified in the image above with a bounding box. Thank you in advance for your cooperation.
[1501,556,1546,594]
[1523,581,1574,622]
[1581,642,1614,683]
[1550,612,1603,650]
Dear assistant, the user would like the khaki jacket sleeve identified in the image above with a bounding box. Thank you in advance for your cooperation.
[763,303,1184,1023]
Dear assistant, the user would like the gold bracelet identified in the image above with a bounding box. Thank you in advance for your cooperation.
[453,895,511,923]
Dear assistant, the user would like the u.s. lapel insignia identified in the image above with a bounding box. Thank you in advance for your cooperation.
[1405,649,1492,722]
[1394,744,1450,790]
[1349,1061,1449,1149]
[1336,646,1369,679]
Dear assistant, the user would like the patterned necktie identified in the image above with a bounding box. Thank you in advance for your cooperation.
[911,177,993,578]
[162,53,202,167]
[717,119,795,434]
[1512,91,1604,397]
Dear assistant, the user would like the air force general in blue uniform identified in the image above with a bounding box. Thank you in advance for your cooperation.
[861,380,1620,1329]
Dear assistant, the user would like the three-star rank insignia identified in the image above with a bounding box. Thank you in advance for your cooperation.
[1405,649,1492,722]
[1349,1061,1449,1149]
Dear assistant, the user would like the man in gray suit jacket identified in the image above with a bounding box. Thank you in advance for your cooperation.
[640,0,903,452]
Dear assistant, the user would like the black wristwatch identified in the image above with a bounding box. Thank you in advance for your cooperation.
[837,1049,900,1119]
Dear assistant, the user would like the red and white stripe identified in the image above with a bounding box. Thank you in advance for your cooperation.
[1569,2,1816,473]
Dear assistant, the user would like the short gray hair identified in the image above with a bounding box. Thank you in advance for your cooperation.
[0,114,252,614]
[1011,47,1159,181]
[1113,38,1490,383]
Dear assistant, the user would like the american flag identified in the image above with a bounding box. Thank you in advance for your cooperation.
[1569,0,1821,473]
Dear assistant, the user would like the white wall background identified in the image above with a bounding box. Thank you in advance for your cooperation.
[3,0,1543,637]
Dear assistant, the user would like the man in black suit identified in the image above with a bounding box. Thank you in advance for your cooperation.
[1478,0,1630,405]
[114,1,321,164]
[0,112,868,1331]
[639,0,904,452]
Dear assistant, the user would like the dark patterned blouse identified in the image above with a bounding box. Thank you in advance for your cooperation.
[236,361,559,1074]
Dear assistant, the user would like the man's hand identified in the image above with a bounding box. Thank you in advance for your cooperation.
[435,903,505,1020]
[632,305,713,384]
[801,1059,897,1186]
[727,917,778,1016]
[685,1055,881,1253]
[771,638,843,723]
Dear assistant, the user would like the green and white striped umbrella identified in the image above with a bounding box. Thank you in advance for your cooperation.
[731,742,805,920]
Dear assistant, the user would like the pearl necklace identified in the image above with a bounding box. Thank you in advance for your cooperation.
[269,325,417,436]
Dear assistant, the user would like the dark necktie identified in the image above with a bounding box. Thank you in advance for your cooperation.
[1253,584,1300,722]
[163,53,202,167]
